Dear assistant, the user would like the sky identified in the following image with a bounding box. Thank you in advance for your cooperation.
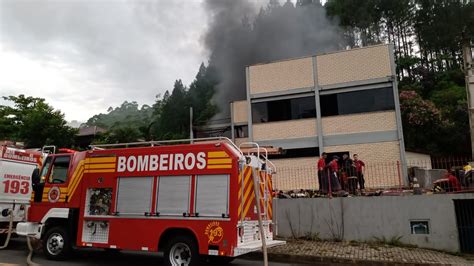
[0,0,210,123]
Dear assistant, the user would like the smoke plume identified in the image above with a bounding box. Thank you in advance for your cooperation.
[204,0,344,119]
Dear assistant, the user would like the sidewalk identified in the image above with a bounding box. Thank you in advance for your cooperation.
[261,240,473,265]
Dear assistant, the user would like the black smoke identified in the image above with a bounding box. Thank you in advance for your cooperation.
[204,0,345,118]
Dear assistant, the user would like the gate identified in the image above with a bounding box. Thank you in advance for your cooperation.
[454,199,474,253]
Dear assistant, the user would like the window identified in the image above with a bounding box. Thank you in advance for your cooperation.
[195,175,229,217]
[234,125,248,138]
[252,96,316,123]
[39,157,52,184]
[410,220,430,234]
[320,87,395,116]
[116,177,153,215]
[48,156,71,184]
[268,147,320,159]
[156,175,190,216]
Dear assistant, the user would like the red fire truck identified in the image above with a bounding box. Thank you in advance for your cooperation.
[17,138,283,265]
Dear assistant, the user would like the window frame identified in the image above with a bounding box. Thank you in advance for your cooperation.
[46,155,72,185]
[320,87,395,117]
[252,96,316,124]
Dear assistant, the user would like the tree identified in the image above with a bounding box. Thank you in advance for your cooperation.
[153,80,190,140]
[399,90,445,153]
[187,63,219,126]
[0,95,77,148]
[93,126,142,144]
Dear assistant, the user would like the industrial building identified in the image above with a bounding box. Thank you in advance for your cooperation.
[230,44,407,190]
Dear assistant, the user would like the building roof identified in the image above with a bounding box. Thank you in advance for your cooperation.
[77,126,107,137]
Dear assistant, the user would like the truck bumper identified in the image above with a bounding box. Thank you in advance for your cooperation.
[233,239,285,257]
[16,222,42,239]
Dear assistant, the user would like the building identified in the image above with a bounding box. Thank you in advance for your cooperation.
[230,44,407,190]
[75,126,107,148]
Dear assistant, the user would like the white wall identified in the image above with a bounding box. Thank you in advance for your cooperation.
[274,194,474,252]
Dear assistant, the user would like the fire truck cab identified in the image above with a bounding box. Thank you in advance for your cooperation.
[17,138,283,265]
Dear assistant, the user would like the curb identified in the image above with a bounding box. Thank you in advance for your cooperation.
[243,252,454,266]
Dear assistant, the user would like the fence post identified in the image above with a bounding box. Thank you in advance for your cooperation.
[397,161,402,192]
[327,168,332,199]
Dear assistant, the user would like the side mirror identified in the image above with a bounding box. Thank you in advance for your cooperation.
[31,168,40,186]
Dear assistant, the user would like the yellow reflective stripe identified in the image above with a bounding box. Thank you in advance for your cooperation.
[207,164,232,169]
[68,168,85,199]
[67,161,85,193]
[207,151,229,158]
[87,163,116,169]
[85,157,116,163]
[238,168,253,217]
[208,158,232,164]
[84,169,115,173]
[243,193,255,218]
[68,165,84,197]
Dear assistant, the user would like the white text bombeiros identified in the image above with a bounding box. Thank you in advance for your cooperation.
[117,152,206,172]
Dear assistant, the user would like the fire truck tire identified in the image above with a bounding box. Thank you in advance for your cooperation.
[163,235,199,266]
[43,226,72,260]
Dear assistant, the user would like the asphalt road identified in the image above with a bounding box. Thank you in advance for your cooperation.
[0,238,309,266]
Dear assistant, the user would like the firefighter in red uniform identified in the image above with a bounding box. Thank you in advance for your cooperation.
[326,156,342,193]
[317,153,327,193]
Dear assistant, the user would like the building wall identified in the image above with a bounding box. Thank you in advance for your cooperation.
[269,141,401,191]
[316,45,392,86]
[322,111,397,135]
[253,118,317,141]
[237,44,405,190]
[273,194,474,252]
[406,152,432,169]
[234,137,249,147]
[271,157,318,191]
[232,100,248,124]
[249,57,314,95]
[325,141,401,188]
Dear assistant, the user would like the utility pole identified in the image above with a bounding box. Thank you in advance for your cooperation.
[462,37,474,158]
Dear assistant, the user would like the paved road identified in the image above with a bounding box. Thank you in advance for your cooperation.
[0,238,309,266]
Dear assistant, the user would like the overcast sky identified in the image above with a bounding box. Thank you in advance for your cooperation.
[0,0,211,122]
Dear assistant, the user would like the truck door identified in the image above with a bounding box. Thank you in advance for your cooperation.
[39,155,72,203]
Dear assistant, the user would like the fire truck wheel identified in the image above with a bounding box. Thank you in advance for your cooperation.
[43,226,72,260]
[164,235,199,266]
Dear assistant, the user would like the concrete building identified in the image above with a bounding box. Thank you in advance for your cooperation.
[230,44,407,190]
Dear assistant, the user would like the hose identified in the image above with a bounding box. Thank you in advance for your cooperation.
[24,206,40,266]
[26,235,40,266]
[0,209,13,249]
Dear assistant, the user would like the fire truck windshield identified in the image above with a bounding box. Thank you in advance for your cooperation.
[48,156,70,184]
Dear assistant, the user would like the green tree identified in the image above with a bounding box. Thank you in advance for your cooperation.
[399,90,445,153]
[187,63,219,126]
[153,80,190,140]
[0,95,77,148]
[93,126,142,144]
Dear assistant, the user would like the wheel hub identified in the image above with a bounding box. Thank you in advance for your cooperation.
[47,233,64,256]
[169,242,191,266]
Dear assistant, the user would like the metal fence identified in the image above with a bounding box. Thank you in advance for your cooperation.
[272,157,474,195]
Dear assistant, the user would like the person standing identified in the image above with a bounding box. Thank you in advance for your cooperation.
[326,156,342,193]
[342,154,357,195]
[462,162,472,187]
[317,153,327,192]
[353,154,366,191]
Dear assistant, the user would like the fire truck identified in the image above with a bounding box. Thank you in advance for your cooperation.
[0,143,42,239]
[17,138,283,265]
